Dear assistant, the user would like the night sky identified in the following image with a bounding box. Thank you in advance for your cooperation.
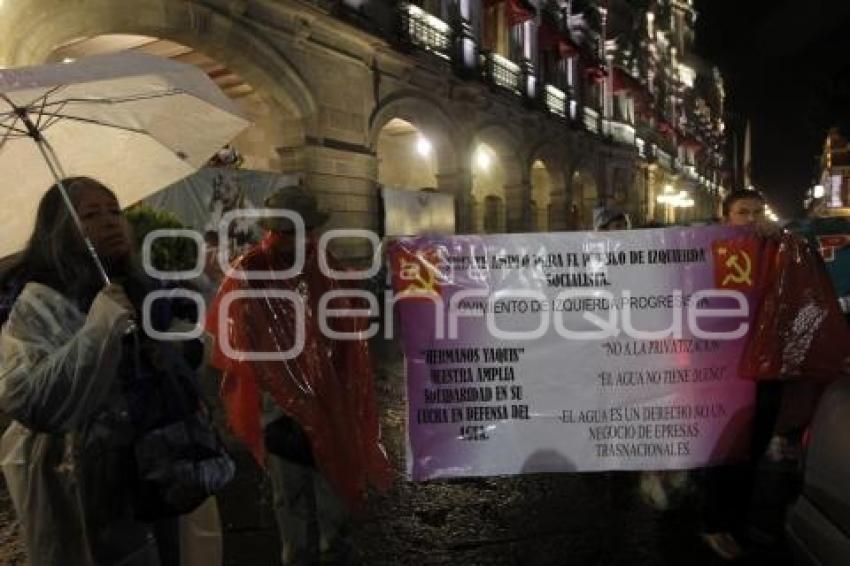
[695,0,850,218]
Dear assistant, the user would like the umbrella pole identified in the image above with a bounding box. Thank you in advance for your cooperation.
[34,138,112,287]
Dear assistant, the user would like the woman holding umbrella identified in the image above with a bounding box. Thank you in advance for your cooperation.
[0,177,226,565]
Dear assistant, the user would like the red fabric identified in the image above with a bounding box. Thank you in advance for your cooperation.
[583,64,607,82]
[538,14,578,58]
[680,136,703,151]
[611,67,642,94]
[206,233,392,509]
[741,232,850,382]
[484,0,534,26]
[634,88,653,113]
[656,119,678,141]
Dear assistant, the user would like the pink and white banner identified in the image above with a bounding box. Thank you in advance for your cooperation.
[390,227,763,481]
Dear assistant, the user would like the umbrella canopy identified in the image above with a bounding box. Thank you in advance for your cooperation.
[0,52,250,258]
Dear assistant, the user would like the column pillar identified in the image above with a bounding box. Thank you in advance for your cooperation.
[548,188,568,231]
[455,0,479,78]
[436,169,475,234]
[504,180,533,232]
[303,142,378,260]
[644,163,658,223]
[598,5,608,131]
[521,18,537,100]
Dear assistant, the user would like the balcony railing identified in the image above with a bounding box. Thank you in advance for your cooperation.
[401,3,451,59]
[610,121,636,146]
[656,149,673,170]
[545,84,567,118]
[487,53,522,94]
[583,106,600,133]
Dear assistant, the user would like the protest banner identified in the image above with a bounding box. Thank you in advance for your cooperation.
[390,227,767,480]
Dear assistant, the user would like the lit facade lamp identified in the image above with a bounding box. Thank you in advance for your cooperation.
[416,136,432,157]
[475,146,491,170]
[656,187,694,208]
[813,184,825,199]
[656,184,675,205]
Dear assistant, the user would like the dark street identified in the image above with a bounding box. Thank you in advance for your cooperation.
[0,347,792,566]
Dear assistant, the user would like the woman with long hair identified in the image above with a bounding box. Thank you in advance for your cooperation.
[0,177,216,565]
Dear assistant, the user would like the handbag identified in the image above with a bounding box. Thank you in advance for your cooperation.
[133,408,236,520]
[123,332,236,520]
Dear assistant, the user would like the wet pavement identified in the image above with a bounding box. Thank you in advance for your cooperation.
[0,342,796,565]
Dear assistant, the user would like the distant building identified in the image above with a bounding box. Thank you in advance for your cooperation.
[0,0,729,257]
[805,127,850,217]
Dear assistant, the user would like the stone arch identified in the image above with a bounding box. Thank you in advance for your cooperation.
[568,164,599,230]
[471,123,524,233]
[368,93,466,235]
[528,141,568,232]
[0,0,319,171]
[368,92,461,176]
[611,166,639,225]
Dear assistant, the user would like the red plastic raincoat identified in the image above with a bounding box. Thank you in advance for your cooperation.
[742,232,849,381]
[206,233,392,509]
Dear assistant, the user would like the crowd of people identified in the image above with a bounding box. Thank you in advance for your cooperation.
[0,176,846,565]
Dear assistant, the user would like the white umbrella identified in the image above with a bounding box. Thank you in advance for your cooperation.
[0,52,250,281]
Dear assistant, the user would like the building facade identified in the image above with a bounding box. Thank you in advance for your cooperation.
[0,0,728,258]
[805,127,850,217]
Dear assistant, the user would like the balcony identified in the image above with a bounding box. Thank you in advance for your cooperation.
[486,53,522,94]
[545,84,567,118]
[610,121,636,146]
[401,3,451,59]
[583,106,600,133]
[656,149,674,170]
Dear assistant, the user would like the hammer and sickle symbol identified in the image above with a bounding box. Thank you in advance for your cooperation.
[722,250,753,287]
[400,258,437,294]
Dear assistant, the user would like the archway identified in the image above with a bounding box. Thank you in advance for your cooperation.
[376,118,439,190]
[370,96,460,234]
[528,143,568,232]
[611,167,640,226]
[530,160,551,232]
[472,125,523,232]
[572,169,599,230]
[472,143,507,233]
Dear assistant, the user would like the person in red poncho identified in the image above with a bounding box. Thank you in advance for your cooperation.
[701,189,849,561]
[205,186,392,566]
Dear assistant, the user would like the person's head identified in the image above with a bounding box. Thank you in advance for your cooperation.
[21,176,133,295]
[593,207,631,231]
[257,186,329,252]
[204,230,219,247]
[722,190,766,227]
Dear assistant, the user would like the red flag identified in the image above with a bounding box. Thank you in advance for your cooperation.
[484,0,534,26]
[741,233,850,382]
